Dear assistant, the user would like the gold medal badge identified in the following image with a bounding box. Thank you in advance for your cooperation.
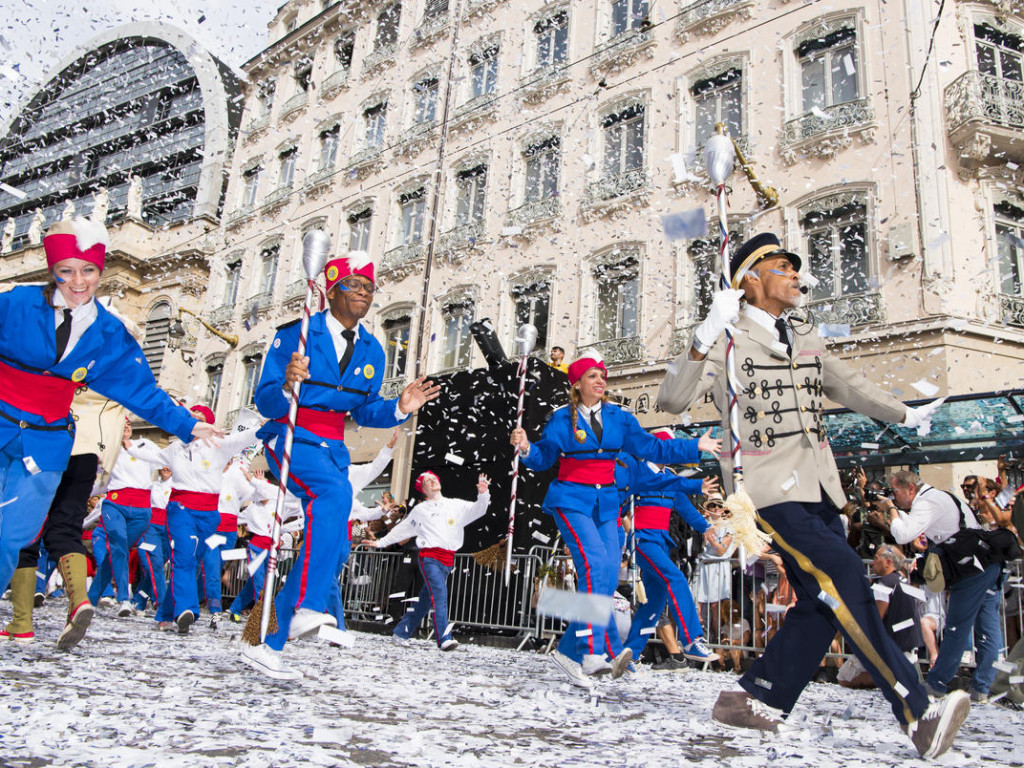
[326,264,339,282]
[574,429,587,443]
[363,364,374,379]
[71,367,88,382]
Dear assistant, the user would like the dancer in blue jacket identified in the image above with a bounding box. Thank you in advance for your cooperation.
[511,357,718,688]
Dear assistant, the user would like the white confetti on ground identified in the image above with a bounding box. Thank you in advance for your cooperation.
[1,601,1022,768]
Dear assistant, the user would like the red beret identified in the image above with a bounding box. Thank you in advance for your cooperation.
[324,253,375,294]
[567,357,607,387]
[189,405,215,425]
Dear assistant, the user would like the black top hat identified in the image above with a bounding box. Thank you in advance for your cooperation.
[729,233,802,289]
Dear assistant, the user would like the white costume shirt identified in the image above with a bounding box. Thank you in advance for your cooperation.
[243,478,304,537]
[219,461,257,518]
[108,439,157,491]
[374,491,490,551]
[890,484,978,546]
[52,289,98,363]
[129,426,259,495]
[151,478,172,510]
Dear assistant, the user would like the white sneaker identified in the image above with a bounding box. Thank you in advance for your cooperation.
[440,638,459,652]
[241,643,302,682]
[98,596,117,609]
[552,651,594,689]
[391,634,411,647]
[287,608,336,640]
[611,648,634,680]
[582,654,613,676]
[117,601,133,618]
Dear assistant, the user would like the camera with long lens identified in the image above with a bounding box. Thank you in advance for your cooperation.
[864,487,891,503]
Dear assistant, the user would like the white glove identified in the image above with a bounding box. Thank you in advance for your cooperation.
[902,397,945,437]
[693,289,744,351]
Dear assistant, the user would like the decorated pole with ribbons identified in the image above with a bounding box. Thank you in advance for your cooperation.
[504,323,538,585]
[259,229,332,643]
[703,125,768,558]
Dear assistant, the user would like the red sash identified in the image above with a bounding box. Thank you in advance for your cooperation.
[420,547,455,567]
[249,534,273,551]
[277,407,347,440]
[557,457,615,485]
[105,487,151,508]
[218,513,239,533]
[633,505,671,531]
[0,358,77,423]
[150,507,167,526]
[168,489,220,511]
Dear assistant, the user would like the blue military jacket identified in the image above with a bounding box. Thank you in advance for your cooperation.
[255,311,406,469]
[0,286,197,471]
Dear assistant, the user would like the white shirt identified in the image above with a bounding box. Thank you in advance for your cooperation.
[744,304,791,349]
[219,461,258,518]
[890,484,978,546]
[577,401,603,428]
[108,439,157,491]
[151,477,172,510]
[349,445,393,495]
[129,427,259,495]
[52,289,98,362]
[374,492,490,551]
[242,478,303,537]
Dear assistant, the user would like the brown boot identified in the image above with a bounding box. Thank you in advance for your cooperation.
[56,553,94,651]
[1,568,35,643]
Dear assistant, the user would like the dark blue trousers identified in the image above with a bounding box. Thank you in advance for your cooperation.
[741,496,929,725]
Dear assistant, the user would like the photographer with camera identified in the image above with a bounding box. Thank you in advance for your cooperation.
[855,472,900,558]
[880,470,998,703]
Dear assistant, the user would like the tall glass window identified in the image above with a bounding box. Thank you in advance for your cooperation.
[335,32,356,72]
[524,137,560,202]
[241,167,261,207]
[594,258,639,341]
[319,126,340,171]
[611,0,648,37]
[602,103,644,178]
[976,23,1024,81]
[376,3,402,49]
[365,102,387,148]
[442,300,475,369]
[803,201,870,302]
[511,281,550,351]
[470,45,499,98]
[239,354,263,407]
[455,165,487,226]
[996,201,1024,296]
[348,208,373,251]
[535,10,568,68]
[383,315,411,379]
[142,302,172,376]
[278,148,297,188]
[693,68,742,151]
[223,260,241,305]
[799,26,859,114]
[413,77,439,124]
[400,188,426,245]
[205,362,223,412]
[259,246,279,296]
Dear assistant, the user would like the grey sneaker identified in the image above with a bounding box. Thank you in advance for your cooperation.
[610,648,633,680]
[712,690,783,732]
[117,601,133,618]
[176,610,195,635]
[969,689,988,705]
[582,654,612,676]
[551,651,593,689]
[905,689,970,759]
[391,634,411,647]
[440,638,459,652]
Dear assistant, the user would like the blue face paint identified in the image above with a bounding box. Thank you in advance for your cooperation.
[765,269,789,277]
[54,274,67,283]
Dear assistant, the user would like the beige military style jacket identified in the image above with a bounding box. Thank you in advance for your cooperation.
[658,310,907,510]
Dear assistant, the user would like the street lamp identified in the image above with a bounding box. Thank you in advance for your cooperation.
[168,307,239,348]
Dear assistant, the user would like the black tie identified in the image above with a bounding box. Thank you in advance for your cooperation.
[774,316,792,358]
[589,410,603,443]
[338,329,356,377]
[54,308,73,363]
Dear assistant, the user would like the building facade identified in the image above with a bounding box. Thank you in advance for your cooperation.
[0,23,243,424]
[189,0,1024,489]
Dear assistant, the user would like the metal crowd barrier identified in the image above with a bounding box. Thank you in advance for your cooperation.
[219,546,301,603]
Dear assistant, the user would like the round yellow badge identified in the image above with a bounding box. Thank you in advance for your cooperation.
[110,492,118,500]
[574,429,587,443]
[71,367,88,382]
[363,364,374,379]
[326,265,339,281]
[201,460,210,469]
[448,518,455,526]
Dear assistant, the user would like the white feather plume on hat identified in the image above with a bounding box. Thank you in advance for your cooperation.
[69,217,109,251]
[346,250,372,271]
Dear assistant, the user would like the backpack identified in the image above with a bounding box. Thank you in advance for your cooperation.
[930,489,1021,587]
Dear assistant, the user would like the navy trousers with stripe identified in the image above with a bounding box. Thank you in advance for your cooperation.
[741,496,929,725]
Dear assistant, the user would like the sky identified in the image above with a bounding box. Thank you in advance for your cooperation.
[0,0,284,128]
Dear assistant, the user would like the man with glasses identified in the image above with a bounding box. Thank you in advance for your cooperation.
[241,252,440,680]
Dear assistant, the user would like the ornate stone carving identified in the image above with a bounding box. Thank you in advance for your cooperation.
[589,28,656,75]
[780,99,876,163]
[576,336,644,365]
[243,114,270,144]
[243,291,274,319]
[582,169,651,220]
[380,378,405,400]
[362,44,397,75]
[1000,293,1024,327]
[380,243,426,280]
[676,0,754,39]
[806,292,883,326]
[451,94,498,129]
[345,147,384,179]
[302,168,336,196]
[437,221,486,258]
[225,205,255,228]
[794,17,855,50]
[260,185,292,212]
[319,69,349,100]
[279,91,308,122]
[395,121,438,157]
[505,197,560,229]
[796,189,868,220]
[412,13,449,48]
[209,304,234,330]
[517,66,572,104]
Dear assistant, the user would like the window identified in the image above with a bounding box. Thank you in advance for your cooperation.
[223,260,241,305]
[294,58,313,92]
[239,353,263,407]
[976,23,1024,82]
[455,165,487,226]
[285,15,298,33]
[799,26,858,114]
[241,166,261,207]
[442,300,474,369]
[319,125,340,171]
[278,148,297,188]
[469,44,499,98]
[601,102,644,178]
[424,0,448,19]
[535,10,568,68]
[383,315,411,378]
[348,208,373,251]
[594,257,639,341]
[399,188,426,245]
[259,246,279,295]
[803,199,870,302]
[142,302,172,376]
[413,76,439,124]
[205,361,223,412]
[511,280,550,351]
[611,0,648,37]
[524,137,560,202]
[693,68,742,152]
[365,102,387,148]
[257,80,276,117]
[335,32,356,72]
[376,3,402,50]
[687,239,721,324]
[995,201,1024,296]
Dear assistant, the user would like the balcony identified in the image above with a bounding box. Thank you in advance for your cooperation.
[363,44,397,74]
[677,0,755,38]
[346,146,383,177]
[395,120,438,157]
[261,185,292,211]
[779,98,876,163]
[437,221,485,257]
[505,197,560,231]
[243,291,274,320]
[577,337,644,365]
[209,304,235,330]
[584,168,650,209]
[518,66,571,103]
[451,94,497,128]
[669,325,696,357]
[279,91,309,121]
[412,13,449,48]
[380,242,425,280]
[319,69,349,100]
[945,71,1024,177]
[243,114,270,143]
[303,167,336,195]
[590,28,655,75]
[225,205,255,228]
[999,293,1024,328]
[380,377,405,400]
[283,279,307,305]
[806,292,883,327]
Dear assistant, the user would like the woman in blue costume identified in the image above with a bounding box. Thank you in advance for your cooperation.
[0,217,219,644]
[511,357,719,688]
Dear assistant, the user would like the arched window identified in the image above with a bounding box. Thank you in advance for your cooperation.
[142,302,173,375]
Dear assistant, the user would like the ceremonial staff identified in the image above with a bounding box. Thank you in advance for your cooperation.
[505,323,538,585]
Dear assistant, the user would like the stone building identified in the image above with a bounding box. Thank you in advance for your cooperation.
[186,0,1023,491]
[0,22,243,427]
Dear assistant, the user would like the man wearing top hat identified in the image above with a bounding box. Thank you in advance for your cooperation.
[658,233,969,760]
[241,252,440,680]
